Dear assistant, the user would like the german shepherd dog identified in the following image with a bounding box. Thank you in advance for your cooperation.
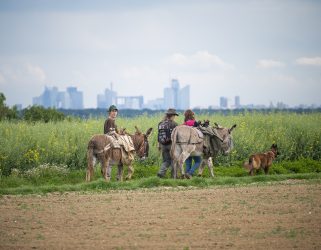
[243,144,279,176]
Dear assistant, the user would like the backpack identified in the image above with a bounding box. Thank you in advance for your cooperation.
[158,120,173,145]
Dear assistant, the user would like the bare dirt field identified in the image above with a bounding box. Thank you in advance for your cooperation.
[0,180,320,250]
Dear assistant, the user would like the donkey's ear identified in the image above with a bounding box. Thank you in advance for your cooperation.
[145,128,153,137]
[228,124,237,133]
[135,126,141,134]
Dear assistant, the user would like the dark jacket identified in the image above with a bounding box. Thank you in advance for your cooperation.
[104,118,118,134]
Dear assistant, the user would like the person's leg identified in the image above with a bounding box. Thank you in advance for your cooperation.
[157,144,171,177]
[189,156,202,175]
[185,157,192,174]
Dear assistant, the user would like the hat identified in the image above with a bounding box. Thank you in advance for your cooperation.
[165,108,179,116]
[108,105,118,112]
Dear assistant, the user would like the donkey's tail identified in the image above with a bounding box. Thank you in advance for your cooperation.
[170,127,178,158]
[86,140,95,182]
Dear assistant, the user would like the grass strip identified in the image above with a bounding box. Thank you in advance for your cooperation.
[0,173,320,195]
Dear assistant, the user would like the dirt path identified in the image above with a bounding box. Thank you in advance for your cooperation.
[0,181,320,249]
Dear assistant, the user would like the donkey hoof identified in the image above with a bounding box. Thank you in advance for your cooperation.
[185,173,192,179]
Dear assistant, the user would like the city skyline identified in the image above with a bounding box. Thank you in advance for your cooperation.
[31,78,193,110]
[30,81,318,110]
[0,0,321,109]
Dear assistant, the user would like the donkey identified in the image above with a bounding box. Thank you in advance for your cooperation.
[86,126,153,182]
[170,124,236,179]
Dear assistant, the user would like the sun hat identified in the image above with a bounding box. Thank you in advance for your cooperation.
[108,105,118,112]
[165,108,179,116]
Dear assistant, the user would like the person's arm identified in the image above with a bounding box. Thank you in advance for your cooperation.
[104,118,115,134]
[104,119,109,134]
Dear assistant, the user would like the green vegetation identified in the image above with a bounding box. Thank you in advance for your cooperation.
[0,159,320,195]
[0,92,18,120]
[22,105,65,122]
[0,169,320,195]
[0,92,65,122]
[0,111,320,194]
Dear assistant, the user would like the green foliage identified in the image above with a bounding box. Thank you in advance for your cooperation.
[0,92,18,120]
[22,105,65,122]
[0,112,321,179]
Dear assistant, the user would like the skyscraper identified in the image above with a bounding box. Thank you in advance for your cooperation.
[178,85,190,110]
[235,96,240,108]
[97,82,117,108]
[67,87,83,109]
[163,79,190,110]
[33,86,83,109]
[220,96,228,109]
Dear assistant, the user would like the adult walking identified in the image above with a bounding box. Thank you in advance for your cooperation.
[183,109,201,178]
[157,108,179,178]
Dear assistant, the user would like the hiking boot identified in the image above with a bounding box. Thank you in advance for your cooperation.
[157,173,164,178]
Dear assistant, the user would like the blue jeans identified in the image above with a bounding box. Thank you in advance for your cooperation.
[185,156,201,175]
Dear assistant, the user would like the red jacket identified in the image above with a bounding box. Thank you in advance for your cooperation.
[184,119,196,127]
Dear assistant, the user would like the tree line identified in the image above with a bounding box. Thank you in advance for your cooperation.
[0,93,65,122]
[1,92,320,122]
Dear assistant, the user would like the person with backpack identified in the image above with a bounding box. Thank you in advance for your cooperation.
[157,108,179,178]
[183,109,201,179]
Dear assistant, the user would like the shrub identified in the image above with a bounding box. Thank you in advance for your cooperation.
[23,106,65,122]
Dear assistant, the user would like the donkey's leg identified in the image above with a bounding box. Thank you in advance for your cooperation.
[207,157,214,177]
[117,163,124,181]
[197,159,206,177]
[86,156,95,182]
[102,157,111,181]
[170,145,180,179]
[125,163,134,180]
[177,151,192,178]
[172,160,178,179]
[86,147,95,181]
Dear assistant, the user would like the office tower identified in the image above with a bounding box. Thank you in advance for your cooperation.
[235,96,240,108]
[220,96,228,109]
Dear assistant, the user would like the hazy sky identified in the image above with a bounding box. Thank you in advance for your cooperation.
[0,0,321,108]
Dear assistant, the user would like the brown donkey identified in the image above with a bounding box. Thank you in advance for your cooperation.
[86,126,152,181]
[244,144,279,176]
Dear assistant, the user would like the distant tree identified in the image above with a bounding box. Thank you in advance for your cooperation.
[23,105,65,122]
[0,92,18,120]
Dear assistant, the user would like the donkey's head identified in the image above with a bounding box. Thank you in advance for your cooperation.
[219,124,237,155]
[131,126,153,159]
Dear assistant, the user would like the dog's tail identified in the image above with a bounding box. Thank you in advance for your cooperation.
[243,157,253,171]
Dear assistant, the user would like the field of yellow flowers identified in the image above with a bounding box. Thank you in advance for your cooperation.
[0,112,320,177]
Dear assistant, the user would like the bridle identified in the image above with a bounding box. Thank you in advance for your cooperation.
[133,134,149,158]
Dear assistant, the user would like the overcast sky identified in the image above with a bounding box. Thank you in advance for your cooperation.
[0,0,320,108]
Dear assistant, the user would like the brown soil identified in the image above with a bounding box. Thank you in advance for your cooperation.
[0,181,320,250]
